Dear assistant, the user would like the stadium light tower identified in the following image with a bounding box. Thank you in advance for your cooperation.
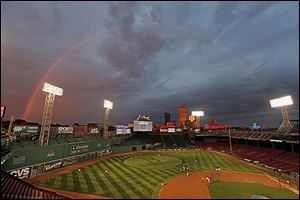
[269,95,293,134]
[103,99,113,140]
[39,83,63,146]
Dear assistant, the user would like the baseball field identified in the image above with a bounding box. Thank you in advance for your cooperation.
[29,150,298,199]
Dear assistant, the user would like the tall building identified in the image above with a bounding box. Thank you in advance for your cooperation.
[164,112,171,125]
[178,105,187,127]
[188,114,199,128]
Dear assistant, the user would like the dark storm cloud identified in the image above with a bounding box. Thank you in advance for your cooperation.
[1,1,299,127]
[99,2,167,79]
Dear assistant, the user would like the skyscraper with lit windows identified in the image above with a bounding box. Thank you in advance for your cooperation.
[178,105,187,127]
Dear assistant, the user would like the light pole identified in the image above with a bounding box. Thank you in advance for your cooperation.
[270,95,293,134]
[103,99,113,140]
[39,83,63,146]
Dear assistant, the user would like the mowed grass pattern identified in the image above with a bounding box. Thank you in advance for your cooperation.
[208,182,298,199]
[38,151,272,199]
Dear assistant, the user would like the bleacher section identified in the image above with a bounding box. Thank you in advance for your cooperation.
[182,134,195,146]
[1,170,70,199]
[195,141,299,173]
[118,133,194,149]
[172,135,188,147]
[162,134,176,148]
[206,131,274,141]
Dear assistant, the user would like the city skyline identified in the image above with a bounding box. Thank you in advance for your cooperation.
[1,1,299,127]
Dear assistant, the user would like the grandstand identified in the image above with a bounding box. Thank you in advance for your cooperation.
[118,132,196,149]
[1,127,299,198]
[1,170,70,199]
[195,140,299,173]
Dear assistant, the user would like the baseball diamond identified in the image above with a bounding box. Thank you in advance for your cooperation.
[26,150,298,199]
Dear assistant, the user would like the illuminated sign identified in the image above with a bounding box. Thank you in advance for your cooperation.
[168,128,175,133]
[58,127,73,134]
[44,160,62,172]
[9,167,31,179]
[13,125,39,135]
[116,128,131,134]
[160,128,168,133]
[204,124,225,129]
[133,121,153,132]
[88,127,99,134]
[176,128,183,132]
[71,145,89,154]
[116,125,128,129]
[248,123,261,129]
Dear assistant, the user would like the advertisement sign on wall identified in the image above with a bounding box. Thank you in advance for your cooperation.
[30,164,44,177]
[160,128,168,133]
[102,149,112,155]
[168,128,176,133]
[88,127,99,134]
[133,121,153,132]
[9,167,31,179]
[248,123,261,129]
[12,125,39,135]
[44,160,62,172]
[62,157,78,167]
[176,128,183,132]
[58,127,73,134]
[116,125,128,129]
[73,125,88,135]
[116,128,131,134]
[70,144,89,154]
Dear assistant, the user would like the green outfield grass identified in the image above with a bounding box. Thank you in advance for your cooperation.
[208,181,298,199]
[36,151,295,199]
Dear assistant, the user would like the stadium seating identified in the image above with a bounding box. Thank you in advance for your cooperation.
[195,140,299,173]
[118,133,195,149]
[1,170,70,199]
[181,134,195,146]
[172,134,188,147]
[161,134,176,148]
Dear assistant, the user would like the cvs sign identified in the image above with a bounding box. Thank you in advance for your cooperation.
[9,167,31,179]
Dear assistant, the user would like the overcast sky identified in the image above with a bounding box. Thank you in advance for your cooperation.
[1,1,299,127]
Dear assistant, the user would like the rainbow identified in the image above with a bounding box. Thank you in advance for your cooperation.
[22,31,103,120]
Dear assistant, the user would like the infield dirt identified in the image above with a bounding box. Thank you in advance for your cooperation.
[159,171,281,199]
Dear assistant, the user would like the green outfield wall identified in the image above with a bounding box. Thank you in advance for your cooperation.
[1,138,146,180]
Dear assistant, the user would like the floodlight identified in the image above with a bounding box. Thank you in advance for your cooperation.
[42,83,63,96]
[270,95,293,108]
[192,111,204,117]
[104,99,113,109]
